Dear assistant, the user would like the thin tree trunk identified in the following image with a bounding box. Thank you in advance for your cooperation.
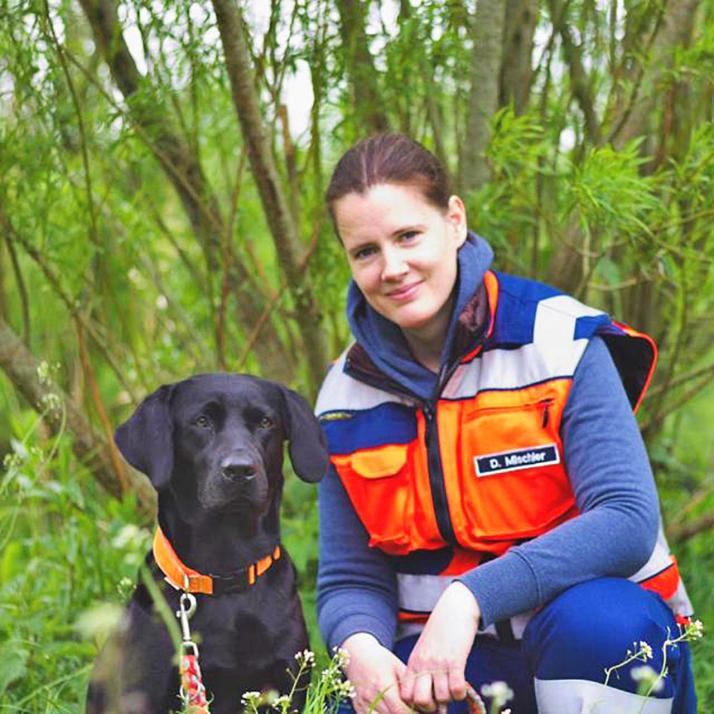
[211,0,329,394]
[336,0,389,134]
[460,0,506,192]
[500,0,538,115]
[0,315,156,514]
[548,0,601,145]
[611,0,700,148]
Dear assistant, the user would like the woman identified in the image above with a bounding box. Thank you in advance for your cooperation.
[315,134,696,714]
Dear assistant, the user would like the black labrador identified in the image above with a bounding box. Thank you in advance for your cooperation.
[87,373,328,713]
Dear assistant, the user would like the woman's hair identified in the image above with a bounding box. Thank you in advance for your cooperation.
[325,133,450,222]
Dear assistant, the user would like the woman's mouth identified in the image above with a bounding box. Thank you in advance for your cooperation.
[386,281,423,301]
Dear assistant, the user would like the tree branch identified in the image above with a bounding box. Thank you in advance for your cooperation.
[211,0,329,393]
[335,0,389,134]
[547,0,602,145]
[0,314,155,514]
[668,510,714,543]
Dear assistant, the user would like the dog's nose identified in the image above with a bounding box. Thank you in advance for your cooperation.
[220,457,257,481]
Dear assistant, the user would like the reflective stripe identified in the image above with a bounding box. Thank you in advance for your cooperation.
[397,572,456,612]
[314,351,411,415]
[534,678,673,713]
[443,341,588,398]
[666,579,694,620]
[443,294,602,398]
[631,528,693,617]
[396,611,536,642]
[396,530,692,637]
[631,528,674,582]
[396,572,535,641]
[533,295,604,345]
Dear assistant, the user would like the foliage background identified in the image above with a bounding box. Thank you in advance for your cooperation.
[0,0,713,709]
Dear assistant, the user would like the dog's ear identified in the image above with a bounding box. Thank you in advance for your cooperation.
[281,386,329,483]
[115,384,175,490]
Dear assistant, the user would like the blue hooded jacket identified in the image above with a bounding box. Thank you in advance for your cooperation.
[317,234,660,650]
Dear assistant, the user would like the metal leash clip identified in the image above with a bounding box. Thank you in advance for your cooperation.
[176,592,198,643]
[175,592,210,711]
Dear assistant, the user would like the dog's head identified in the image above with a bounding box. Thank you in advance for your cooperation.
[114,374,328,513]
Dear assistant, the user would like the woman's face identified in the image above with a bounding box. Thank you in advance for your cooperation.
[333,182,468,342]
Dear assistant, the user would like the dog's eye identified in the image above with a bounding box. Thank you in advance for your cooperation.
[258,416,274,429]
[194,415,211,429]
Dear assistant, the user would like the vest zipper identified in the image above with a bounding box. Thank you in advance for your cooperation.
[346,345,484,549]
[422,401,457,545]
[541,399,552,428]
[421,359,465,545]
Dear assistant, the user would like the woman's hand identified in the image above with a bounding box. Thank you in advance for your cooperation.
[341,632,411,713]
[399,582,480,713]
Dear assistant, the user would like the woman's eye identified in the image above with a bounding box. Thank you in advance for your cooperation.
[353,246,377,261]
[194,415,211,428]
[400,230,419,242]
[259,416,274,429]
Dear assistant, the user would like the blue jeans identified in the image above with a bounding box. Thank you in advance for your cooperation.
[336,578,696,713]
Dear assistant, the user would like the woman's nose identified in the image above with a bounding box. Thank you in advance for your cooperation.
[381,248,408,281]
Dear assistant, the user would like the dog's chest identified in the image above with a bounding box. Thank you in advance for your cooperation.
[192,597,283,668]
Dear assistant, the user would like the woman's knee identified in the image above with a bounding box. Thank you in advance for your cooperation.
[522,577,680,694]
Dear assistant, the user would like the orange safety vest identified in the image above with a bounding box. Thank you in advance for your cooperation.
[316,271,692,635]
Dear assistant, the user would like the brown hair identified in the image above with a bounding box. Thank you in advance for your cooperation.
[325,133,451,227]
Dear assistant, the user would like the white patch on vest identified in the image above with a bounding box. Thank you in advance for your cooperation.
[474,444,560,477]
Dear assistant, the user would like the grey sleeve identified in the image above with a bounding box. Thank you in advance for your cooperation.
[458,336,660,627]
[316,464,399,650]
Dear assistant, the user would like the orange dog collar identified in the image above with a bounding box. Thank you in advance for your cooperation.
[153,526,281,595]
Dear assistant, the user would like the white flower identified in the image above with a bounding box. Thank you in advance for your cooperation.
[272,694,291,710]
[332,646,350,668]
[241,691,262,705]
[481,681,514,705]
[294,649,316,667]
[40,392,62,413]
[638,641,653,659]
[337,680,357,699]
[112,524,147,550]
[37,361,51,385]
[688,620,704,640]
[631,665,664,693]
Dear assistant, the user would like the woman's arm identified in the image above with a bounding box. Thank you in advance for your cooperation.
[318,465,411,713]
[456,335,660,627]
[317,463,399,649]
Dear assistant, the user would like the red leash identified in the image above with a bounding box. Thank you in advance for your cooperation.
[465,684,487,714]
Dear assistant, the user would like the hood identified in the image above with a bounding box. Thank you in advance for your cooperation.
[346,232,494,400]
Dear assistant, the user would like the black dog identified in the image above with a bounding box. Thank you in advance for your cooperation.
[87,374,328,713]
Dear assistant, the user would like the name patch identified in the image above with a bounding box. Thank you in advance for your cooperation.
[474,444,560,477]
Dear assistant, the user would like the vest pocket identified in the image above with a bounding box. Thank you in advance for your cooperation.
[332,443,412,554]
[459,400,575,540]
